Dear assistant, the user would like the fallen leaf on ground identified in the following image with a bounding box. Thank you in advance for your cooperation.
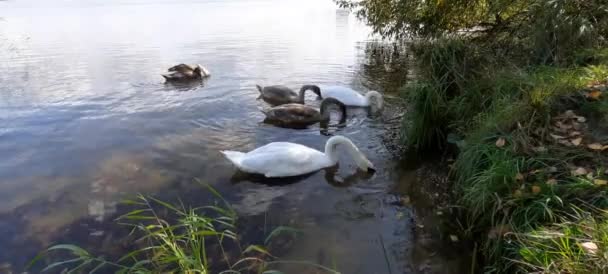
[532,185,541,194]
[581,241,598,254]
[449,235,459,242]
[515,173,524,181]
[569,131,582,137]
[513,190,523,198]
[588,143,606,151]
[496,138,506,147]
[550,134,566,140]
[564,110,576,118]
[488,225,511,239]
[577,116,587,123]
[548,166,558,173]
[546,179,558,185]
[558,139,573,146]
[571,137,583,146]
[573,167,589,176]
[587,90,602,100]
[594,179,608,186]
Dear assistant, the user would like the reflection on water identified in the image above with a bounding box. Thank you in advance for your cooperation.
[0,0,465,273]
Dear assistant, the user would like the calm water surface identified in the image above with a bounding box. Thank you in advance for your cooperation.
[0,0,464,273]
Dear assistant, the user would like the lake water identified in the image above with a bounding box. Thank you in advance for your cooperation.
[0,0,466,273]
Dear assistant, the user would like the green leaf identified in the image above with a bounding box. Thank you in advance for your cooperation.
[243,245,272,256]
[265,226,302,245]
[47,244,90,257]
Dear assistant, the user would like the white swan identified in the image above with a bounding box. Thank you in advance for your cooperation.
[318,86,383,110]
[221,136,376,178]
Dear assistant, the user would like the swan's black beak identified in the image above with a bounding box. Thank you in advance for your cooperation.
[367,167,376,174]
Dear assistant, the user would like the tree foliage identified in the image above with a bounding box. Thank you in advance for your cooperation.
[336,0,608,64]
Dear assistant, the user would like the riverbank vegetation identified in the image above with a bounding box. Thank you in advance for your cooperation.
[30,185,337,273]
[338,0,608,272]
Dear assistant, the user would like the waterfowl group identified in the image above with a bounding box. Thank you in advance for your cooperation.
[162,63,383,178]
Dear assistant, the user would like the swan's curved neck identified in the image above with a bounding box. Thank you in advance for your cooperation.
[324,136,361,165]
[298,85,321,103]
[319,98,347,123]
[297,89,307,103]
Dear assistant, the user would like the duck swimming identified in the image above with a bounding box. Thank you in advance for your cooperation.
[221,135,375,177]
[162,64,210,82]
[255,84,321,106]
[262,97,347,128]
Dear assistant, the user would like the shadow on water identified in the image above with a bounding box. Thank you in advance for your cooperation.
[162,78,209,92]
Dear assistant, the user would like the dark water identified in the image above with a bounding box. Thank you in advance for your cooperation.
[0,0,466,273]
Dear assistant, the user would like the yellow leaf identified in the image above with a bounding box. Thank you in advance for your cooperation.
[594,179,608,186]
[587,90,602,100]
[515,173,524,181]
[550,134,566,140]
[532,185,541,194]
[571,137,583,146]
[496,138,506,147]
[588,143,605,150]
[546,179,558,185]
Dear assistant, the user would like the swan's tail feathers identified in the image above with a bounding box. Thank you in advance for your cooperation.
[162,74,171,81]
[221,150,245,165]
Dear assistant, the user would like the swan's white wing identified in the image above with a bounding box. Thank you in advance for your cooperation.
[239,142,331,177]
[320,86,367,106]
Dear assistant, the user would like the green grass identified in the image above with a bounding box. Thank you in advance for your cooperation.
[516,207,608,273]
[30,185,339,274]
[402,38,608,273]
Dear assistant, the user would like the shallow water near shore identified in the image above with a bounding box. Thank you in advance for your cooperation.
[0,0,467,272]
